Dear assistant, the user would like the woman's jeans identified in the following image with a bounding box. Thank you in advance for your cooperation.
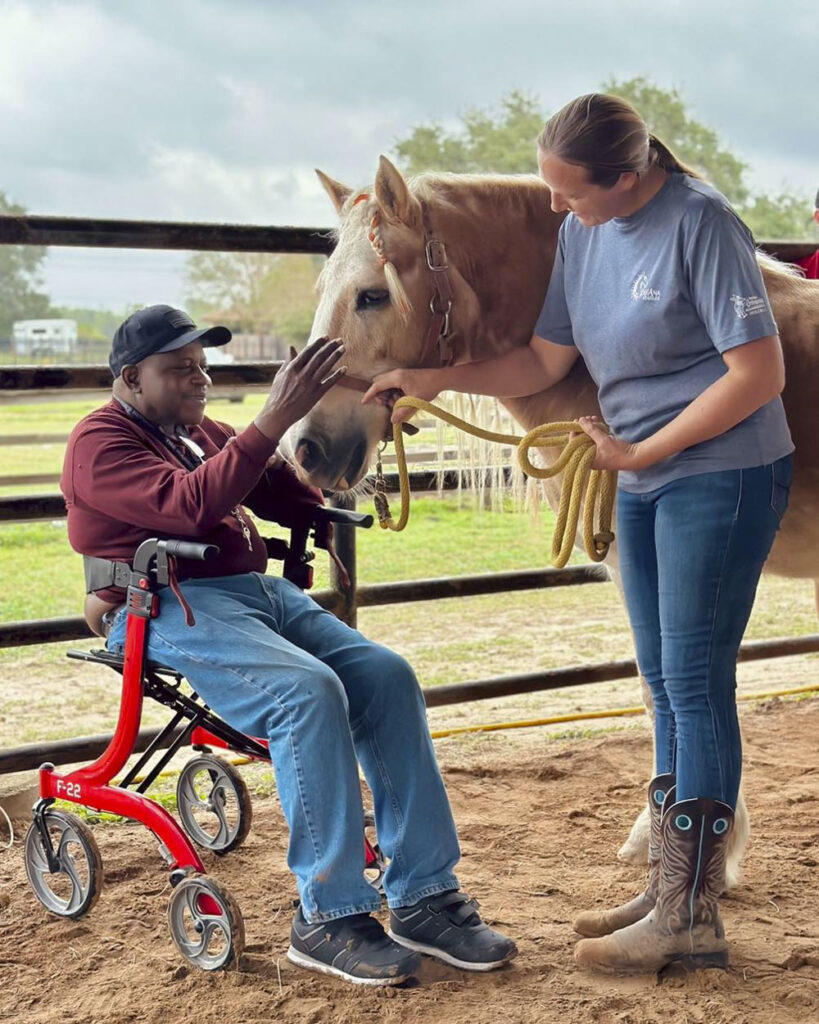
[616,456,792,809]
[107,572,460,922]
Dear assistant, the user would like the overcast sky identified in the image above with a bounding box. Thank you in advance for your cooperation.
[1,0,816,311]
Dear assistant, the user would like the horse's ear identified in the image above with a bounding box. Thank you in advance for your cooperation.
[374,156,420,227]
[315,170,353,215]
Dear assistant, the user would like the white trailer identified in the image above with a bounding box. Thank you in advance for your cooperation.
[12,319,78,358]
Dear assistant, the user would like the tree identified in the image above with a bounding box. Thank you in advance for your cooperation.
[392,80,814,240]
[395,91,545,176]
[0,190,51,339]
[737,191,818,242]
[185,252,322,347]
[601,77,748,205]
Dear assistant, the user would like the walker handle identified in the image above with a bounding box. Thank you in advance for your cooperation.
[160,540,219,562]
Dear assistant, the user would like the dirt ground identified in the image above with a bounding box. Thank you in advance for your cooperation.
[0,693,817,1024]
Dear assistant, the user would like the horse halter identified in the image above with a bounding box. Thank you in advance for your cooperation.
[333,197,456,398]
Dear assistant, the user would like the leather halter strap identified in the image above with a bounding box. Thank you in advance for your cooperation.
[419,199,455,369]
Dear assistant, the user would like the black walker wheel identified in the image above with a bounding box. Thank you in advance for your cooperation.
[176,754,253,855]
[24,809,103,919]
[167,874,245,970]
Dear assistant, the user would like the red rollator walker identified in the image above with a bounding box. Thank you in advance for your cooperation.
[23,505,385,971]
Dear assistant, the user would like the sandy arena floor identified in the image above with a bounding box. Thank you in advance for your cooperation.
[1,695,817,1024]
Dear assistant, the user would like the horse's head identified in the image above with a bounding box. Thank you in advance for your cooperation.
[279,156,475,491]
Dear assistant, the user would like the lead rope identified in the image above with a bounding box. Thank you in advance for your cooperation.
[373,396,616,569]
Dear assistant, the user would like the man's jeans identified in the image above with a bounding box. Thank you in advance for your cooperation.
[108,572,460,922]
[616,456,792,808]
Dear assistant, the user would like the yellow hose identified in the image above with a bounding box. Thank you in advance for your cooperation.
[377,396,616,567]
[429,682,819,739]
[112,683,818,784]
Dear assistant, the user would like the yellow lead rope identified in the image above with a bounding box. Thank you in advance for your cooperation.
[373,396,617,568]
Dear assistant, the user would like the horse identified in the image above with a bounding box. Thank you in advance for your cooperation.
[279,155,819,884]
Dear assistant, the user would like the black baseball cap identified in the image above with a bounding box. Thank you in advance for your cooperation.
[109,305,232,377]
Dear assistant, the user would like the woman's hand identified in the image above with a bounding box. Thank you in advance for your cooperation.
[576,415,650,472]
[362,368,443,424]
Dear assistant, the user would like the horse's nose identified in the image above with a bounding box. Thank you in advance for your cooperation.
[294,434,327,474]
[293,431,369,490]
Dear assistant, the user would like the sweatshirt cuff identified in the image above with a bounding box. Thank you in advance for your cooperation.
[233,422,281,463]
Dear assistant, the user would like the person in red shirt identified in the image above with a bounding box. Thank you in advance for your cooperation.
[793,187,819,279]
[62,305,516,986]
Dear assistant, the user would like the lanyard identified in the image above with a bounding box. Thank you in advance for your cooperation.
[114,398,254,552]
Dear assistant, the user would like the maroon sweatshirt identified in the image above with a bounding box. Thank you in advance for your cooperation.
[61,399,322,600]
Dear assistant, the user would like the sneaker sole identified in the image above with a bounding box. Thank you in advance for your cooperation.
[286,945,414,986]
[388,930,516,972]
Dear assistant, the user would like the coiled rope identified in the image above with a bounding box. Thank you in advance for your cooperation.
[373,396,617,568]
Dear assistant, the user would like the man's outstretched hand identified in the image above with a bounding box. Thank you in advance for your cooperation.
[255,337,346,441]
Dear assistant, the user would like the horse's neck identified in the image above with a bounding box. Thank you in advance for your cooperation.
[429,179,563,359]
[427,178,599,431]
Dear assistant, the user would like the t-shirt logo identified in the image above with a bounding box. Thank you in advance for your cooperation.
[729,294,767,319]
[631,273,661,302]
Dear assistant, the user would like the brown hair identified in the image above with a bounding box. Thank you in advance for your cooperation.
[536,93,699,187]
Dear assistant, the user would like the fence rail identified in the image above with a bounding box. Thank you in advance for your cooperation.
[2,632,818,775]
[0,216,334,254]
[1,215,814,263]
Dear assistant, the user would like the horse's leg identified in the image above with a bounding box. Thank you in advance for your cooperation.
[616,678,654,866]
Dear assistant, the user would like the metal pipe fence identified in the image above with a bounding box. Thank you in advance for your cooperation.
[1,215,815,773]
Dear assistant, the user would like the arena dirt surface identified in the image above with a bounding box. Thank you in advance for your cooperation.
[1,695,817,1024]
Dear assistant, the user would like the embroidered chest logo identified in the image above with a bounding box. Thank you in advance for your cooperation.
[729,294,766,319]
[631,272,661,302]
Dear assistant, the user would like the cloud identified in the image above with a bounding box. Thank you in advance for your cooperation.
[2,0,816,308]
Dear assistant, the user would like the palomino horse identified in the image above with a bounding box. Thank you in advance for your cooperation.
[280,156,819,883]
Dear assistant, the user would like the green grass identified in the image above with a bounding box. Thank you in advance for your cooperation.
[1,396,817,757]
[0,392,474,494]
[0,494,568,627]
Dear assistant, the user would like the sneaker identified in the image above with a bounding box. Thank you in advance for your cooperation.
[287,905,422,986]
[389,890,517,971]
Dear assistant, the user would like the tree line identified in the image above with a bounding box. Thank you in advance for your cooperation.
[3,78,815,348]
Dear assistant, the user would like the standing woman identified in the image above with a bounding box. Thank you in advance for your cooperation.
[364,93,793,974]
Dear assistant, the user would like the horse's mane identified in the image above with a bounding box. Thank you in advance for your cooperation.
[756,249,808,285]
[409,171,550,218]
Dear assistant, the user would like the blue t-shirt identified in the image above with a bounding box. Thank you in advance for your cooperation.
[535,173,794,492]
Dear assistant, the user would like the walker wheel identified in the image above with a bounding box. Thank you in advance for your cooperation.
[176,755,252,855]
[23,809,103,919]
[168,875,245,971]
[363,809,387,894]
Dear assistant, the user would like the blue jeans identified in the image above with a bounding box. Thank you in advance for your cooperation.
[616,457,792,808]
[108,572,460,921]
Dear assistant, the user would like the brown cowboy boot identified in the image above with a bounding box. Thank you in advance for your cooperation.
[573,774,675,938]
[575,797,733,974]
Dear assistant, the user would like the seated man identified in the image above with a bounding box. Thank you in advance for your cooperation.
[61,304,516,986]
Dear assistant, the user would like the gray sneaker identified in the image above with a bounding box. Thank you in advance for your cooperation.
[389,890,517,971]
[287,905,421,986]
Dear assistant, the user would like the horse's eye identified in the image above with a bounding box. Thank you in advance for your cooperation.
[356,289,390,312]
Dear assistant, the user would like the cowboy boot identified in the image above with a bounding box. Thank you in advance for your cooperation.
[573,774,675,937]
[574,797,733,974]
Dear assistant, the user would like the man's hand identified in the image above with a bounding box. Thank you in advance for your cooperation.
[362,367,442,424]
[255,337,346,440]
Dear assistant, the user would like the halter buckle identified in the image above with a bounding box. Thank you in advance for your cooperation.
[425,238,448,271]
